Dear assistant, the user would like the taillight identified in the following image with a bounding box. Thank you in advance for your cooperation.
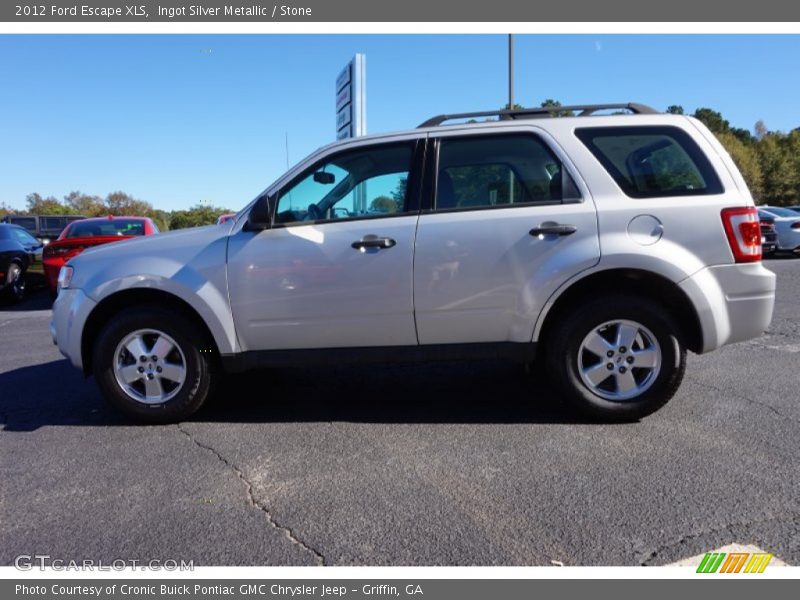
[792,222,800,230]
[721,207,762,263]
[44,245,84,259]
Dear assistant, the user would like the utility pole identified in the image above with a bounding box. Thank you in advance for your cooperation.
[508,34,515,204]
[508,34,514,109]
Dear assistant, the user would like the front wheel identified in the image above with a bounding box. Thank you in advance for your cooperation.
[546,295,686,421]
[92,306,214,423]
[3,263,26,303]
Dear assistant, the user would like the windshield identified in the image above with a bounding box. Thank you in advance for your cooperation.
[67,219,146,238]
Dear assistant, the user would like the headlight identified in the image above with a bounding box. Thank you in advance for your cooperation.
[57,266,74,293]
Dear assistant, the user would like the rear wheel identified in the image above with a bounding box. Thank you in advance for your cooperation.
[92,306,214,423]
[546,295,686,421]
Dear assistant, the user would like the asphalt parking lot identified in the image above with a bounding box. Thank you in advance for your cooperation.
[1,258,798,567]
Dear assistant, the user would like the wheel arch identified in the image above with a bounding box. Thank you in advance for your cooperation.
[80,288,225,376]
[535,268,704,355]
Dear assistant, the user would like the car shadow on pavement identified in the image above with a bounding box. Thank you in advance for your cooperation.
[0,359,591,431]
[0,287,52,312]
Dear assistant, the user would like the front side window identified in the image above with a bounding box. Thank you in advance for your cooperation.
[275,143,414,226]
[434,133,580,211]
[575,126,723,198]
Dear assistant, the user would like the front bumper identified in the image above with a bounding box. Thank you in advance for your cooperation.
[50,288,97,371]
[680,262,776,353]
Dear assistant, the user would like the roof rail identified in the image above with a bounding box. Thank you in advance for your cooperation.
[418,103,660,128]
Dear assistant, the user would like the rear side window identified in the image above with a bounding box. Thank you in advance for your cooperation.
[42,217,66,231]
[575,126,723,198]
[434,133,580,211]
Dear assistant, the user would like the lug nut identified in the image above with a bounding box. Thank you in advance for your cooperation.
[626,356,634,364]
[147,373,154,380]
[140,356,147,362]
[619,346,627,353]
[606,350,614,358]
[606,363,614,370]
[619,366,627,374]
[151,355,158,362]
[137,366,145,373]
[156,366,162,373]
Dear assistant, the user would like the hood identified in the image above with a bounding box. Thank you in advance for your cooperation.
[67,225,230,294]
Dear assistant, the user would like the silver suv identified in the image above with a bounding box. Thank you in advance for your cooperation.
[50,103,776,423]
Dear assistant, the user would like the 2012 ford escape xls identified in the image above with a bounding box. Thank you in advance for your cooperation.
[50,103,776,423]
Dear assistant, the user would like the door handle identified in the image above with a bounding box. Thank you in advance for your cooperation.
[529,223,577,237]
[351,235,397,250]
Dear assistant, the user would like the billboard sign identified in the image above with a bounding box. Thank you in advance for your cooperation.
[335,53,366,140]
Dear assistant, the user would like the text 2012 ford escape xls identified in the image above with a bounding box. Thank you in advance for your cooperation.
[50,103,776,423]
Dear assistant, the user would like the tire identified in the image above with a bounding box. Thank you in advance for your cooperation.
[546,295,686,421]
[92,306,214,423]
[2,263,26,303]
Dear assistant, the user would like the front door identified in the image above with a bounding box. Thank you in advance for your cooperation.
[228,140,422,351]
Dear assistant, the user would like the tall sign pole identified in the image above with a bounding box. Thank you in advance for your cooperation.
[335,53,367,140]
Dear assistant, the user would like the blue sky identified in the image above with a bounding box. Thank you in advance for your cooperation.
[1,34,799,212]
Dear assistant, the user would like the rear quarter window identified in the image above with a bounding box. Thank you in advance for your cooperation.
[575,126,723,198]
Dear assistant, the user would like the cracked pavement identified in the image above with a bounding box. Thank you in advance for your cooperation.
[1,258,798,566]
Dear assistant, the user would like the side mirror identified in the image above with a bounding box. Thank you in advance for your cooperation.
[244,196,272,231]
[313,171,335,185]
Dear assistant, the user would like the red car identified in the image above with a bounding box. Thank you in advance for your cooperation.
[43,216,158,293]
[217,213,237,224]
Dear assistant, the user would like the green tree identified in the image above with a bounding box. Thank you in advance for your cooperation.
[666,105,685,115]
[25,193,73,215]
[151,209,171,232]
[368,195,399,214]
[0,202,20,218]
[717,132,764,201]
[757,133,797,206]
[64,191,105,217]
[168,203,232,229]
[693,108,730,135]
[105,191,155,217]
[540,99,574,117]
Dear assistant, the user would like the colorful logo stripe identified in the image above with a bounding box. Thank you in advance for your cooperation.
[696,552,773,573]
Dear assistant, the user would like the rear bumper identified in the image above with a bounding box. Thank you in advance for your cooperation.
[50,288,97,371]
[680,262,776,353]
[43,262,61,293]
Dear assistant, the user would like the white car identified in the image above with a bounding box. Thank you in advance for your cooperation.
[758,206,800,255]
[51,103,776,423]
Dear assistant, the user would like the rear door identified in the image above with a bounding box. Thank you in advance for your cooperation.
[413,126,600,345]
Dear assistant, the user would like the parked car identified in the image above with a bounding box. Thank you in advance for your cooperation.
[785,205,800,214]
[51,103,776,423]
[1,214,86,245]
[757,210,779,256]
[0,223,44,302]
[217,213,237,224]
[758,206,800,255]
[43,216,159,294]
